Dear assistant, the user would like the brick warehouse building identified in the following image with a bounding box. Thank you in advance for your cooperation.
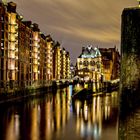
[0,1,71,93]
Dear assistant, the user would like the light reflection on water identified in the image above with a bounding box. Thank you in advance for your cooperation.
[73,91,118,140]
[0,85,119,140]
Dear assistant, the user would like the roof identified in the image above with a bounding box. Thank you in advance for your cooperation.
[79,45,101,58]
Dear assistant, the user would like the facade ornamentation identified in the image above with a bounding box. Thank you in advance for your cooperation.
[76,45,103,82]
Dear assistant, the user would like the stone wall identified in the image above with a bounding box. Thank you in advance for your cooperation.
[120,8,140,112]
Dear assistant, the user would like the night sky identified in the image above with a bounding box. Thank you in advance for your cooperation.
[7,0,137,63]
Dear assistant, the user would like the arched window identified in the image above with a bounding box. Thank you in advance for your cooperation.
[83,61,88,66]
[90,61,95,66]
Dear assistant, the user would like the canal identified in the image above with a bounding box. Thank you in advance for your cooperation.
[0,85,119,140]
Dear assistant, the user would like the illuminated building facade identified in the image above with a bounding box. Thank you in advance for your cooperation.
[39,33,47,85]
[32,23,40,85]
[61,48,67,79]
[53,42,61,80]
[53,43,70,80]
[66,51,70,79]
[21,21,34,86]
[76,45,103,82]
[99,47,120,81]
[46,35,53,81]
[7,2,18,88]
[0,1,71,92]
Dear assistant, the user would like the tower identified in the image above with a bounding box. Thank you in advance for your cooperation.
[120,5,140,111]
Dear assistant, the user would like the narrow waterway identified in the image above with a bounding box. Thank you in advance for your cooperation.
[0,85,119,140]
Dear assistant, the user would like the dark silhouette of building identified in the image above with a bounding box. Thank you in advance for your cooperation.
[99,47,120,81]
[120,7,140,106]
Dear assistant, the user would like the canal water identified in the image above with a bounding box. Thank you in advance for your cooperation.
[0,85,119,140]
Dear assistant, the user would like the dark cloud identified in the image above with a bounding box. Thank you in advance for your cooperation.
[8,0,137,63]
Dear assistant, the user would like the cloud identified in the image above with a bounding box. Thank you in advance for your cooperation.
[8,0,137,63]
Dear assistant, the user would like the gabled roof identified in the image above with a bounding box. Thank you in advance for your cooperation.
[79,45,101,58]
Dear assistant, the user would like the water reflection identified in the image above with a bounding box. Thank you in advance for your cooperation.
[73,91,118,140]
[0,85,118,140]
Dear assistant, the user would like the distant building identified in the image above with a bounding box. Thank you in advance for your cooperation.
[53,42,61,80]
[99,47,120,81]
[46,35,54,81]
[53,43,70,80]
[76,45,103,82]
[60,48,70,79]
[66,51,70,79]
[70,63,76,78]
[60,48,66,79]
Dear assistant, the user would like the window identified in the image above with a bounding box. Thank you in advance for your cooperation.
[1,50,4,56]
[2,23,4,29]
[1,58,4,68]
[90,61,95,66]
[83,61,88,66]
[79,61,82,65]
[5,16,8,21]
[5,33,8,39]
[2,32,4,38]
[1,16,4,21]
[96,61,101,69]
[6,24,8,30]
